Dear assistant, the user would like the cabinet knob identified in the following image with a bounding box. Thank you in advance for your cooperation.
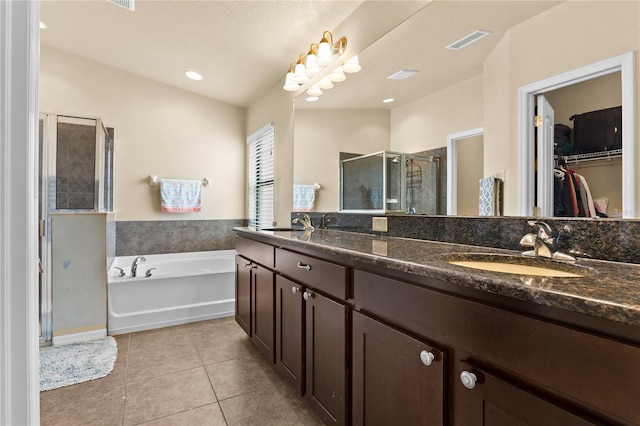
[419,350,435,366]
[296,261,311,271]
[303,291,314,301]
[291,286,300,295]
[460,371,478,389]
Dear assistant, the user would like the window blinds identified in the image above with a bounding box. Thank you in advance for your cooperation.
[247,123,275,229]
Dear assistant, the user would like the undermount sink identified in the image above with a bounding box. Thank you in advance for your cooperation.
[441,253,593,278]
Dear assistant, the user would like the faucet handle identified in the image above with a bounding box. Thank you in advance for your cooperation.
[114,267,126,277]
[527,220,554,240]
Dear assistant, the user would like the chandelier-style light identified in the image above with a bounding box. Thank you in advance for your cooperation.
[282,30,361,98]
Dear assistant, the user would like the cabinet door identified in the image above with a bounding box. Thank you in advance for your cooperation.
[456,361,596,426]
[352,311,445,426]
[275,275,304,394]
[234,255,251,335]
[304,290,348,426]
[251,263,275,363]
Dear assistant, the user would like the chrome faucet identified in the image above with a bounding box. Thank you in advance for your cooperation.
[292,213,314,231]
[131,256,146,277]
[520,220,575,262]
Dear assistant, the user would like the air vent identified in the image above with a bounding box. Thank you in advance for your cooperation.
[108,0,135,11]
[445,30,490,51]
[387,69,419,80]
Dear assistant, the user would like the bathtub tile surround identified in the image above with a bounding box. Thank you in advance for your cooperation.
[116,219,246,256]
[39,318,322,426]
[294,212,640,265]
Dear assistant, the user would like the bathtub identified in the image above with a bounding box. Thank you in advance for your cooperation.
[107,250,236,335]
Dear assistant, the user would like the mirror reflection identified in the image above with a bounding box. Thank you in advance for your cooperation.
[292,1,638,218]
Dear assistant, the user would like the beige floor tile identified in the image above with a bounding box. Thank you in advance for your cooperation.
[40,381,125,426]
[127,333,202,382]
[123,367,216,426]
[137,403,227,426]
[205,355,277,401]
[219,385,322,426]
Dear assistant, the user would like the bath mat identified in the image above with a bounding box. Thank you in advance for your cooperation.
[39,337,118,391]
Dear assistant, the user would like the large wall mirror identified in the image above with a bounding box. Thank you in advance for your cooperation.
[292,1,639,219]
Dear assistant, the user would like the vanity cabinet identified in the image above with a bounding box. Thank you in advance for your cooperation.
[235,236,276,362]
[275,248,349,426]
[352,311,445,425]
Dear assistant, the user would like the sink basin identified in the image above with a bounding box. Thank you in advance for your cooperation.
[441,253,592,278]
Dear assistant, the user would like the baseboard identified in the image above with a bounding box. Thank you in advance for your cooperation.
[52,328,107,346]
[107,311,234,335]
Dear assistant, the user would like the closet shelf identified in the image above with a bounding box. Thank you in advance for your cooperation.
[560,149,622,164]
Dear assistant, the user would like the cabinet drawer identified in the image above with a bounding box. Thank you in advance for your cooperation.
[235,236,274,268]
[354,269,640,423]
[276,248,347,299]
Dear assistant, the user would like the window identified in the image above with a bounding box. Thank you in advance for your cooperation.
[247,123,275,228]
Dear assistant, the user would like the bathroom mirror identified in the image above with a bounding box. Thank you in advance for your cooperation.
[292,1,638,218]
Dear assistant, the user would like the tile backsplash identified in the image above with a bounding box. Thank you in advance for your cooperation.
[292,212,640,265]
[116,219,247,256]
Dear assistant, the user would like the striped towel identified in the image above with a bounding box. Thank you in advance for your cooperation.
[160,179,202,213]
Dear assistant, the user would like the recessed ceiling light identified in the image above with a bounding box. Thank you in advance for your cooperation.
[39,21,47,29]
[387,69,419,80]
[445,30,491,51]
[383,98,395,103]
[306,96,320,102]
[185,71,203,81]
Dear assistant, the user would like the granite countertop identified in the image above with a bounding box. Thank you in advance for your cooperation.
[235,227,640,327]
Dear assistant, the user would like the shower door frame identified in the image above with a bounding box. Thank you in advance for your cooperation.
[38,112,107,344]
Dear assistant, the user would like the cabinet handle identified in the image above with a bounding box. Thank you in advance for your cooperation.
[291,286,300,295]
[303,291,314,301]
[460,371,478,389]
[296,261,311,271]
[419,350,435,366]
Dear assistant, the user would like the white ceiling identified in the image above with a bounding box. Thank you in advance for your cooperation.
[40,0,562,110]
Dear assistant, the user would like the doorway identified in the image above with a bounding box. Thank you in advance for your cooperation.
[446,127,484,215]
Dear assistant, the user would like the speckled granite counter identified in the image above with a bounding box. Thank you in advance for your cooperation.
[235,227,640,327]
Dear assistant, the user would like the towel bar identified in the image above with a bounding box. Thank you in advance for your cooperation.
[149,175,210,187]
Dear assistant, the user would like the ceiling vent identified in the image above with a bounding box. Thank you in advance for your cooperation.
[387,69,419,80]
[108,0,135,11]
[445,30,490,51]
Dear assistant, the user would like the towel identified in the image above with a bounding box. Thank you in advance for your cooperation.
[160,179,202,213]
[479,177,503,216]
[292,184,317,212]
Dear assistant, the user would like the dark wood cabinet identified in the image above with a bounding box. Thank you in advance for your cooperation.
[455,361,595,425]
[304,288,348,426]
[275,275,304,394]
[234,255,252,335]
[251,263,274,362]
[352,311,445,426]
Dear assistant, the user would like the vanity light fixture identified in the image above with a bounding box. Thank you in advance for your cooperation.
[282,30,360,96]
[306,96,320,102]
[185,71,203,81]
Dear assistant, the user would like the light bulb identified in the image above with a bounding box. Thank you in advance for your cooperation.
[306,84,323,97]
[283,72,300,91]
[329,66,346,82]
[294,63,309,84]
[317,41,332,66]
[317,76,334,90]
[305,54,321,77]
[343,55,361,73]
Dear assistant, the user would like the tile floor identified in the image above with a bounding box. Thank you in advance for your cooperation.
[40,317,324,426]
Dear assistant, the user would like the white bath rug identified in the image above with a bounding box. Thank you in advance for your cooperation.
[39,336,118,392]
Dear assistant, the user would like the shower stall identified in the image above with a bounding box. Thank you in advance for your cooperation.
[340,151,440,214]
[38,113,114,344]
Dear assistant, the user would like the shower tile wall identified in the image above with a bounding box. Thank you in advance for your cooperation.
[414,147,447,215]
[56,122,96,210]
[116,219,247,256]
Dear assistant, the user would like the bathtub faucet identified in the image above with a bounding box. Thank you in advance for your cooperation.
[131,256,146,277]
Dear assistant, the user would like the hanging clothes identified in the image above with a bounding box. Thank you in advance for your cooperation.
[553,161,596,217]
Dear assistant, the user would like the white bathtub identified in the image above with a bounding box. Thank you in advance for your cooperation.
[107,250,236,335]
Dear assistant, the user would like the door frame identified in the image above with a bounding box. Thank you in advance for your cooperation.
[517,51,635,217]
[446,127,484,215]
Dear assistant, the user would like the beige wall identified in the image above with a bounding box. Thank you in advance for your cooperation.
[483,0,639,215]
[40,46,246,222]
[390,74,483,153]
[457,135,484,216]
[294,109,391,212]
